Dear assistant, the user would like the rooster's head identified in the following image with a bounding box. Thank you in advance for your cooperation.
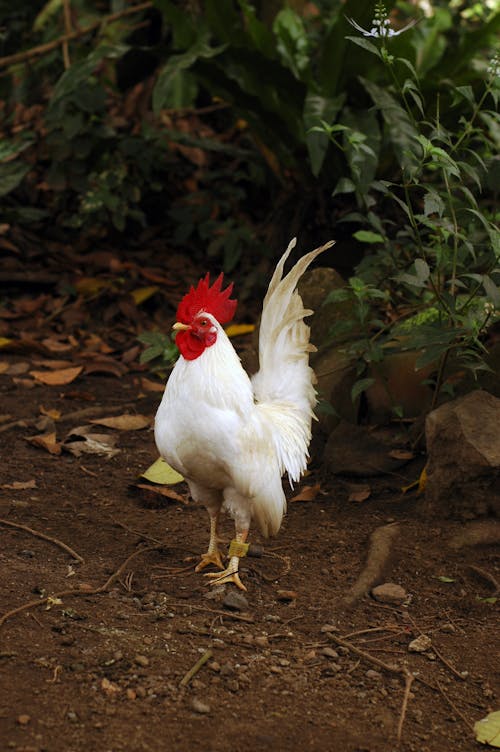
[173,273,237,360]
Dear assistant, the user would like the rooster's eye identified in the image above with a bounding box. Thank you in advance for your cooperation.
[199,319,207,326]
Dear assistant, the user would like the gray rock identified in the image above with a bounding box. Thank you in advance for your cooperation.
[425,390,500,518]
[371,583,407,605]
[223,590,249,611]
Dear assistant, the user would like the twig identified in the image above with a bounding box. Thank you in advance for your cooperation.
[0,518,84,563]
[436,680,474,731]
[397,668,415,744]
[0,544,160,628]
[468,565,499,595]
[0,2,153,69]
[327,633,402,675]
[179,649,213,687]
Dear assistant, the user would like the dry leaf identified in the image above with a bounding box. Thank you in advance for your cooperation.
[0,362,10,374]
[131,286,159,305]
[135,483,188,504]
[26,432,61,455]
[1,479,37,490]
[225,323,256,338]
[30,366,83,386]
[63,425,119,458]
[83,358,127,378]
[40,405,62,420]
[388,449,415,461]
[141,457,184,485]
[32,359,73,370]
[290,483,321,502]
[140,377,165,393]
[347,483,371,503]
[90,414,151,431]
[41,337,74,353]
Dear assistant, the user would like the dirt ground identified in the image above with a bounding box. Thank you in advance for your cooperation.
[0,365,498,752]
[0,237,498,752]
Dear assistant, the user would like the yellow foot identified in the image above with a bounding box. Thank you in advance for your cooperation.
[195,550,225,573]
[204,567,247,592]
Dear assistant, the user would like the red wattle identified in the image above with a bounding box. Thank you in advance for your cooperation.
[175,330,206,360]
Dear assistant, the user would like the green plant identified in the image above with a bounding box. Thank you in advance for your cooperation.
[315,2,500,408]
[137,330,178,372]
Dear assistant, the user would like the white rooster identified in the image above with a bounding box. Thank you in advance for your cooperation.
[154,238,334,590]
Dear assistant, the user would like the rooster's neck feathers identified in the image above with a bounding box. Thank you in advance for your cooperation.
[177,273,237,325]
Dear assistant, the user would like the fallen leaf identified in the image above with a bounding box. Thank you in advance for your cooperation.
[290,483,321,502]
[83,358,127,378]
[41,337,74,353]
[32,359,73,370]
[225,323,256,338]
[26,432,61,455]
[131,286,159,305]
[0,362,9,373]
[1,479,37,490]
[141,457,184,485]
[135,483,188,504]
[40,406,62,420]
[347,483,371,503]
[5,362,30,376]
[435,575,455,583]
[388,449,415,460]
[140,377,165,393]
[30,366,83,386]
[74,277,111,296]
[63,425,119,458]
[0,337,13,348]
[475,710,500,748]
[90,414,151,431]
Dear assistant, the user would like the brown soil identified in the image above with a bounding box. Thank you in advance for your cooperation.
[0,368,497,752]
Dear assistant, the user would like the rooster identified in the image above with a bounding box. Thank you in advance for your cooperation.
[154,238,334,590]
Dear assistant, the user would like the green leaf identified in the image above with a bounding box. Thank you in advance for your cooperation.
[351,377,375,402]
[273,7,310,80]
[346,35,381,58]
[423,190,445,217]
[353,230,384,244]
[435,575,455,583]
[0,160,30,197]
[153,36,227,113]
[304,93,345,176]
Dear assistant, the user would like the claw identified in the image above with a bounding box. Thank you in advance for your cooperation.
[195,550,225,572]
[204,567,247,592]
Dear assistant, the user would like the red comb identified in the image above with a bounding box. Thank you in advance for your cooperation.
[176,273,237,325]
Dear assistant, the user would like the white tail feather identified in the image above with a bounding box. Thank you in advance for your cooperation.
[251,238,335,482]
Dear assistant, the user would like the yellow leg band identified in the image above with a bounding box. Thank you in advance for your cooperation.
[228,539,250,558]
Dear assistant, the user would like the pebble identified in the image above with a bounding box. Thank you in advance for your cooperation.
[371,583,407,605]
[126,689,137,700]
[322,647,340,659]
[134,654,150,667]
[365,670,382,680]
[223,591,249,611]
[320,624,338,633]
[191,698,210,714]
[254,635,269,648]
[18,549,35,559]
[408,634,432,653]
[17,714,30,725]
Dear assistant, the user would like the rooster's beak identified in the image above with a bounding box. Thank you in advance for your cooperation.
[172,322,190,331]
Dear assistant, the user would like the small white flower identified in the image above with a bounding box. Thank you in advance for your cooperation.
[346,2,419,40]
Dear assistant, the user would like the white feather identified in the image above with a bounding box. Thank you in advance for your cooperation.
[154,238,334,537]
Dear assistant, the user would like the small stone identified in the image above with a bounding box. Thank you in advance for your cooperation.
[227,680,239,692]
[66,711,78,723]
[126,689,137,700]
[322,647,340,659]
[408,634,432,653]
[208,661,221,673]
[366,670,382,680]
[320,624,338,633]
[254,635,269,648]
[18,549,35,559]
[135,686,147,698]
[223,590,249,611]
[191,698,210,714]
[371,583,407,605]
[270,665,282,674]
[17,714,31,725]
[134,654,150,667]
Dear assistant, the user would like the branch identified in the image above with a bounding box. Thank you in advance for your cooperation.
[0,518,84,563]
[0,2,153,69]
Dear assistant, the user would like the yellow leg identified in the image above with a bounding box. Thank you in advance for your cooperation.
[195,512,225,572]
[204,530,249,591]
